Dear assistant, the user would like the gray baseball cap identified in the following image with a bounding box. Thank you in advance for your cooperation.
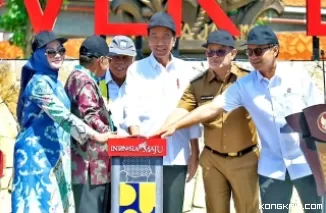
[109,36,136,57]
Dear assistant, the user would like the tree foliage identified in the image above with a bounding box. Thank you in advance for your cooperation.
[0,0,28,49]
[0,0,69,57]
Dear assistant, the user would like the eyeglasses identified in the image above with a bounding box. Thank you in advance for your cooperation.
[244,47,271,57]
[45,47,66,58]
[205,49,228,57]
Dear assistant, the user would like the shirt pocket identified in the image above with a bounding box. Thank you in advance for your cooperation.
[281,92,306,116]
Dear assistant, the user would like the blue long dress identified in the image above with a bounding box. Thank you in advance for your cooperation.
[12,50,98,213]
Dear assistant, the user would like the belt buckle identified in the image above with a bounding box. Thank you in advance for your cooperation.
[228,152,238,157]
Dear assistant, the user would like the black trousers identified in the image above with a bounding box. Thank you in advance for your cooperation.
[163,165,187,213]
[259,171,321,213]
[72,178,111,213]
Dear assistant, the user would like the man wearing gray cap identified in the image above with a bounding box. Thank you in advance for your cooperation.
[98,35,136,135]
[123,12,202,213]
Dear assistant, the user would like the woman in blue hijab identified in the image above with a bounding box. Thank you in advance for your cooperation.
[12,31,115,213]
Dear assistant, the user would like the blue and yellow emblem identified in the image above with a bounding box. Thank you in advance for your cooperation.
[119,183,156,213]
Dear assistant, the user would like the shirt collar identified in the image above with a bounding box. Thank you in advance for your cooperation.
[105,70,126,86]
[149,52,176,70]
[256,70,265,83]
[207,65,238,83]
[75,65,98,82]
[105,70,113,83]
[256,65,281,83]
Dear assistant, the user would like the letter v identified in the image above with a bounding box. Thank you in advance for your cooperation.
[24,0,63,33]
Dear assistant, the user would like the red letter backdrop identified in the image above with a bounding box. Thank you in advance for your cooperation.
[24,0,240,36]
[94,0,182,36]
[197,0,240,36]
[306,0,326,36]
[24,0,63,33]
[94,0,240,36]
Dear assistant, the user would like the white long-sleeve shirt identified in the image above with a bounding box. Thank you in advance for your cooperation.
[104,71,129,136]
[124,53,202,165]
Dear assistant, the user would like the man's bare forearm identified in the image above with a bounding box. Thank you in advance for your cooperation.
[173,103,224,130]
[162,108,189,129]
[128,125,140,135]
[190,139,199,156]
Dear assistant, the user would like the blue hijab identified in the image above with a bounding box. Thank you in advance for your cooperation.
[16,47,59,126]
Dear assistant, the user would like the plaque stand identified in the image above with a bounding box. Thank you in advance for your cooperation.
[108,137,167,213]
[285,104,326,213]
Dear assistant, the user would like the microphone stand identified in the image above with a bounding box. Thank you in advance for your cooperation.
[135,36,143,60]
[321,50,326,104]
[321,49,326,213]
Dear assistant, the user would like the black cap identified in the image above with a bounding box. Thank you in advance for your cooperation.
[79,36,117,58]
[202,30,235,48]
[148,12,176,34]
[32,31,68,52]
[241,25,279,46]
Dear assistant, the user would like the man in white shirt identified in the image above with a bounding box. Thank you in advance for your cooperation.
[97,36,136,212]
[98,35,136,135]
[159,26,323,213]
[124,12,202,213]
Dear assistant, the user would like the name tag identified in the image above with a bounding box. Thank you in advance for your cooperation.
[200,96,214,100]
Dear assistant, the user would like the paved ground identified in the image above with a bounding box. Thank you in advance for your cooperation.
[0,188,304,213]
[0,168,304,213]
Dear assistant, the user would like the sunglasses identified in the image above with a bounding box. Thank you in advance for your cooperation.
[244,47,271,57]
[205,49,228,57]
[45,47,66,58]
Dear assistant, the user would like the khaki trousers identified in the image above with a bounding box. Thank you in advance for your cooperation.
[199,147,260,213]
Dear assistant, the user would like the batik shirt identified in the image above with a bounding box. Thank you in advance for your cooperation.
[12,70,98,213]
[65,65,114,185]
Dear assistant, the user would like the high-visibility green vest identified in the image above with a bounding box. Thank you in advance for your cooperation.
[98,78,117,132]
[99,79,108,102]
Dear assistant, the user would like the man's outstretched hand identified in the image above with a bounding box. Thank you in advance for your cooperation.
[125,134,148,138]
[152,125,177,138]
[94,132,122,143]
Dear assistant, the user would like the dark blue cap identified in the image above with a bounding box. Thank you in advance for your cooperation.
[148,12,176,34]
[32,31,68,52]
[202,30,235,48]
[79,36,117,57]
[241,25,279,46]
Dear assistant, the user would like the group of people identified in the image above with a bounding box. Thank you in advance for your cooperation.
[10,10,323,213]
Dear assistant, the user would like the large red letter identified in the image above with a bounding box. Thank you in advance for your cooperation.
[307,0,326,36]
[198,0,240,36]
[24,0,62,33]
[94,0,182,36]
